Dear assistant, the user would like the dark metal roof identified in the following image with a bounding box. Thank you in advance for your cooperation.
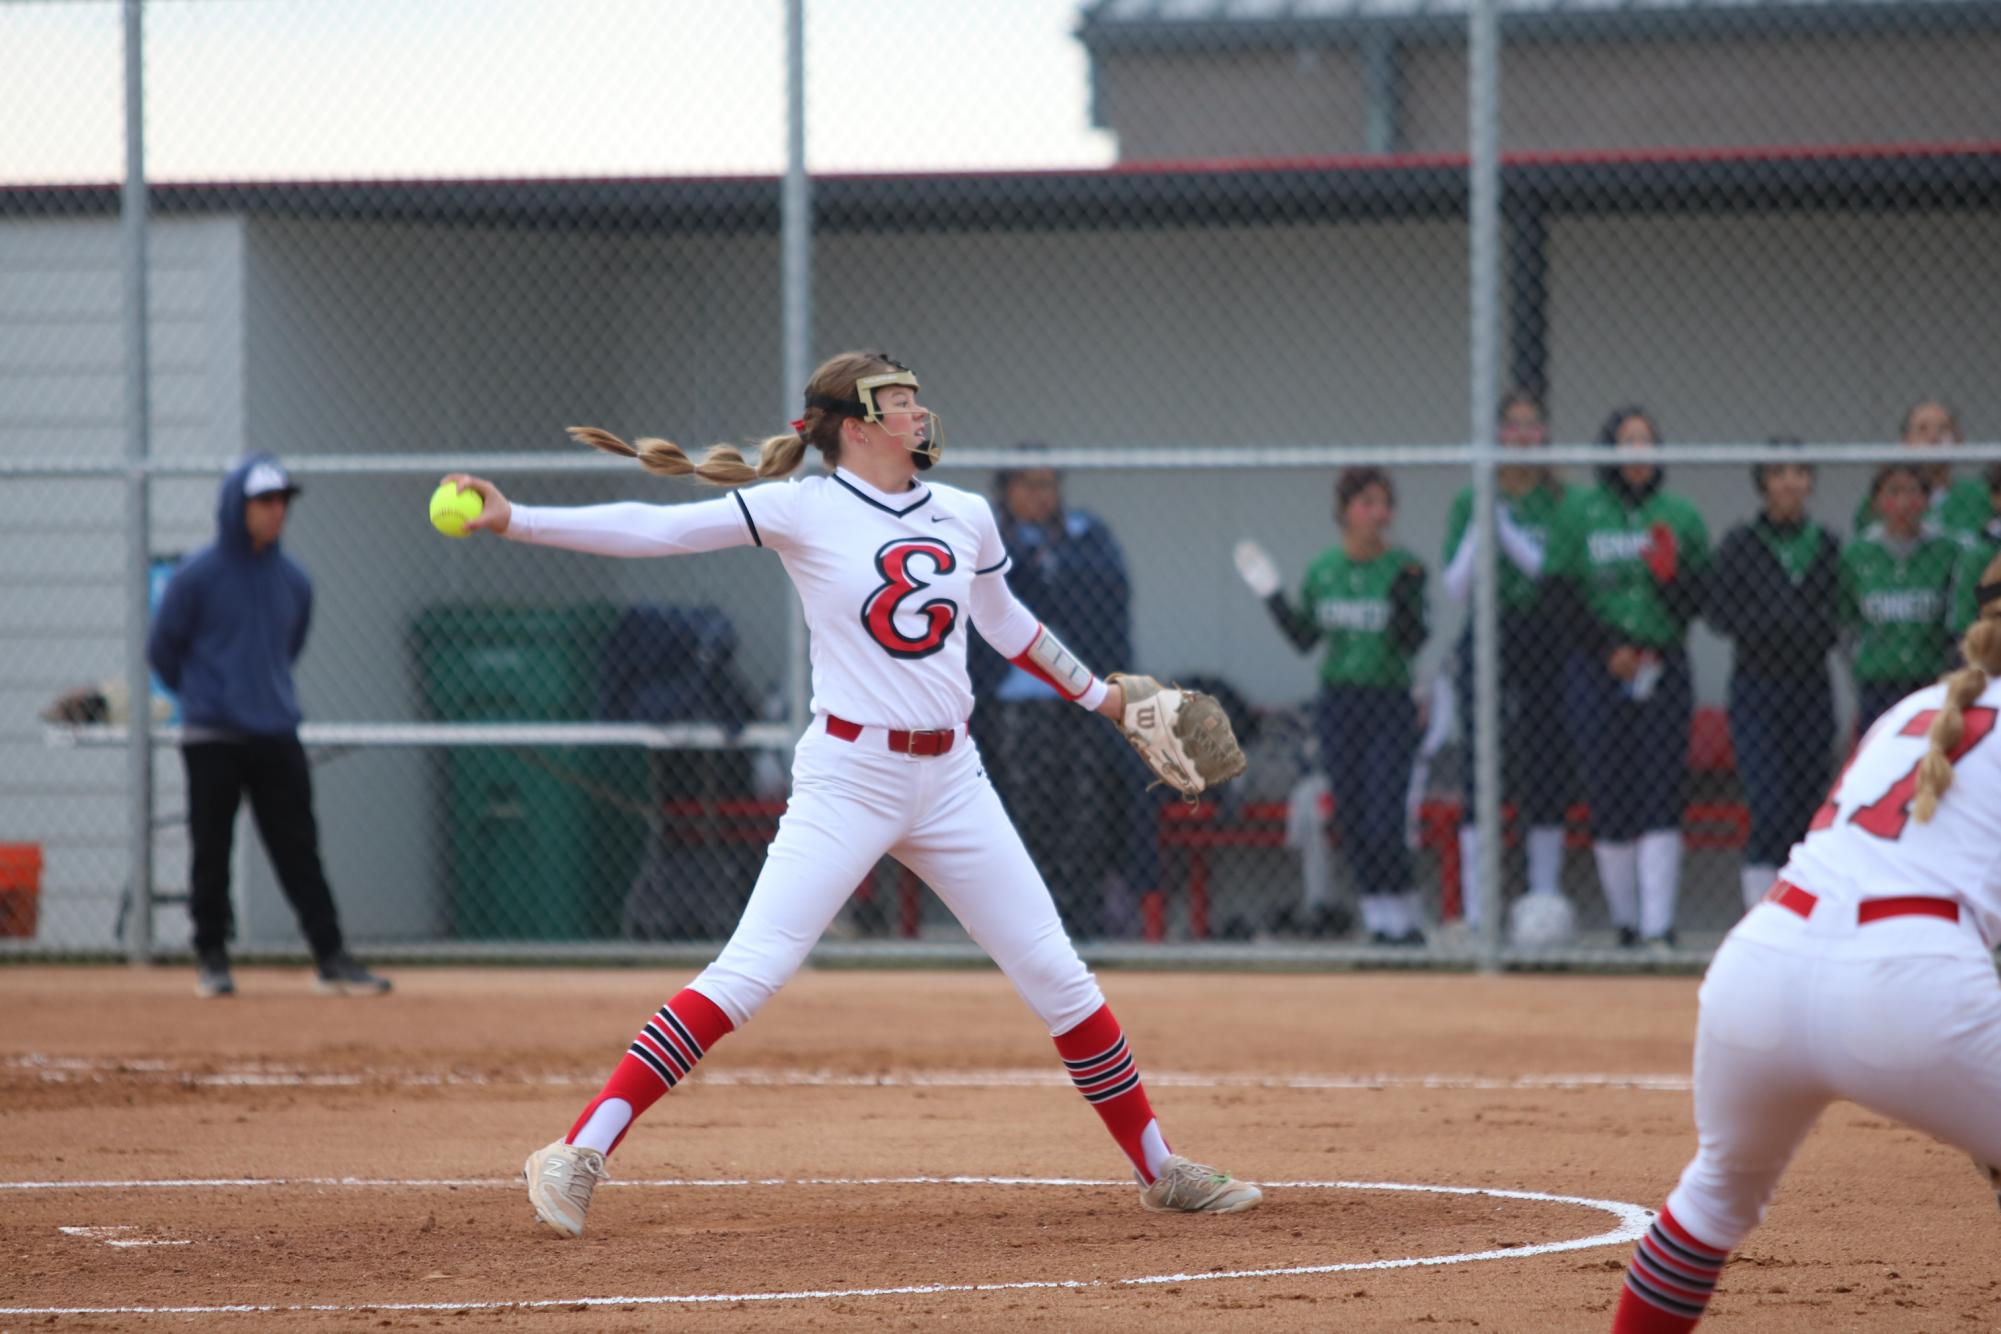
[4,144,1996,236]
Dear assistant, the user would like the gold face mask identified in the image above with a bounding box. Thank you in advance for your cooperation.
[854,369,943,469]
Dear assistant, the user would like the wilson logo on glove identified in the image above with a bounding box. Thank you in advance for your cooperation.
[1109,673,1248,804]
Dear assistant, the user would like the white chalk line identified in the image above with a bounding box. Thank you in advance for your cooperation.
[4,1054,1691,1093]
[57,1225,191,1248]
[1,1175,1651,1317]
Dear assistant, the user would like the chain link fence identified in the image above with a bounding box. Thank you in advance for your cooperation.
[4,1,1997,969]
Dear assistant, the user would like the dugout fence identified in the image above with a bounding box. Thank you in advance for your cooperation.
[4,0,1999,970]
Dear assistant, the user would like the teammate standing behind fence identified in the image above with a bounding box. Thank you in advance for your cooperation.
[1850,399,1989,538]
[144,455,392,999]
[1608,550,2001,1334]
[1707,447,1842,913]
[1840,462,1961,739]
[1541,408,1710,950]
[1439,391,1572,932]
[439,351,1260,1238]
[1235,468,1430,944]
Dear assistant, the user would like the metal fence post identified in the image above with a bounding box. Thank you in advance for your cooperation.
[781,0,812,741]
[1467,0,1503,971]
[121,0,154,967]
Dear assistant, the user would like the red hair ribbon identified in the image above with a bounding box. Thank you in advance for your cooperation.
[789,417,809,435]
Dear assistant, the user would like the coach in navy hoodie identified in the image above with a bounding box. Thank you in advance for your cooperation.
[147,455,390,999]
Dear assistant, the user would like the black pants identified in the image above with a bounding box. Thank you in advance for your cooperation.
[1561,649,1692,842]
[1454,613,1575,829]
[1315,683,1418,897]
[1728,674,1835,867]
[182,738,346,961]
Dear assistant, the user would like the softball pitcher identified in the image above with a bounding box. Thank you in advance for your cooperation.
[442,351,1259,1238]
[1611,550,2001,1333]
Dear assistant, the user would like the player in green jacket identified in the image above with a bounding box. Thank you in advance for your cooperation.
[1541,407,1709,950]
[1840,462,1963,737]
[1849,400,1989,539]
[1252,467,1430,945]
[1440,391,1574,936]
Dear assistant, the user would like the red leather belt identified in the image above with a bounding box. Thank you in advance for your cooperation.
[1765,878,1960,925]
[825,714,960,757]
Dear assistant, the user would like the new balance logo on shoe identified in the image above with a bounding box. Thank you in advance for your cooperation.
[524,1140,609,1238]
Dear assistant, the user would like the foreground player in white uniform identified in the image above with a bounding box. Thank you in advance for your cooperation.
[441,351,1261,1237]
[1610,549,2001,1333]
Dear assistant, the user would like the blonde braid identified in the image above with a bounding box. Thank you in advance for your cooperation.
[1912,552,2001,823]
[565,426,810,489]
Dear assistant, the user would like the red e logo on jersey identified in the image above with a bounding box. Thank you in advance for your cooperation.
[861,538,959,659]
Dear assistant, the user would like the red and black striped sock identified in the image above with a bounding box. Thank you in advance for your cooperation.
[1053,1004,1167,1183]
[1611,1204,1729,1332]
[566,987,734,1156]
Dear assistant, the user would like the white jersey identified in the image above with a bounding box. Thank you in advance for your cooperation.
[503,467,1048,731]
[1766,676,2001,946]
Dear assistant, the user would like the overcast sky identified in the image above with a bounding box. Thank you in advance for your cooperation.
[0,0,1115,183]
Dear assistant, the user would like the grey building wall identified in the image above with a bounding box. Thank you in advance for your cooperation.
[1402,30,2001,156]
[1088,18,2001,160]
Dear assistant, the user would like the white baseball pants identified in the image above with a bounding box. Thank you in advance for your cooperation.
[1666,906,2001,1250]
[690,718,1107,1036]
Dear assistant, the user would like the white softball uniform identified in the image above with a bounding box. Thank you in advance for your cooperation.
[503,467,1109,1034]
[1665,677,2001,1251]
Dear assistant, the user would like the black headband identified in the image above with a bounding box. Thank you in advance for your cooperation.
[805,392,866,420]
[1979,579,2001,610]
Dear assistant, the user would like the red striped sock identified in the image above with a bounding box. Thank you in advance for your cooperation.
[566,987,734,1154]
[1053,1004,1166,1183]
[1611,1204,1730,1333]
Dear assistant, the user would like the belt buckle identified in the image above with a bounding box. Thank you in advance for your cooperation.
[903,728,938,756]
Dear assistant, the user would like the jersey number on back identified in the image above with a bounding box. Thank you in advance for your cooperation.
[1807,706,1998,841]
[861,538,959,659]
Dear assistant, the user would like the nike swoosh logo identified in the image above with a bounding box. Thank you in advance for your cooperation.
[931,515,949,523]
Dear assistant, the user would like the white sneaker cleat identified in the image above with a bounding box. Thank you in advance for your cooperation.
[523,1139,609,1238]
[1139,1154,1263,1214]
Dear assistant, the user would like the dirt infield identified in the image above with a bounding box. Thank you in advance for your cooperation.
[4,965,1997,1331]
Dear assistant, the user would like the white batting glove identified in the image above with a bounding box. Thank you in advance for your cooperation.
[1233,539,1281,599]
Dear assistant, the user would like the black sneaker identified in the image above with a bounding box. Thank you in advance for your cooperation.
[195,950,235,999]
[1617,926,1640,949]
[314,952,392,996]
